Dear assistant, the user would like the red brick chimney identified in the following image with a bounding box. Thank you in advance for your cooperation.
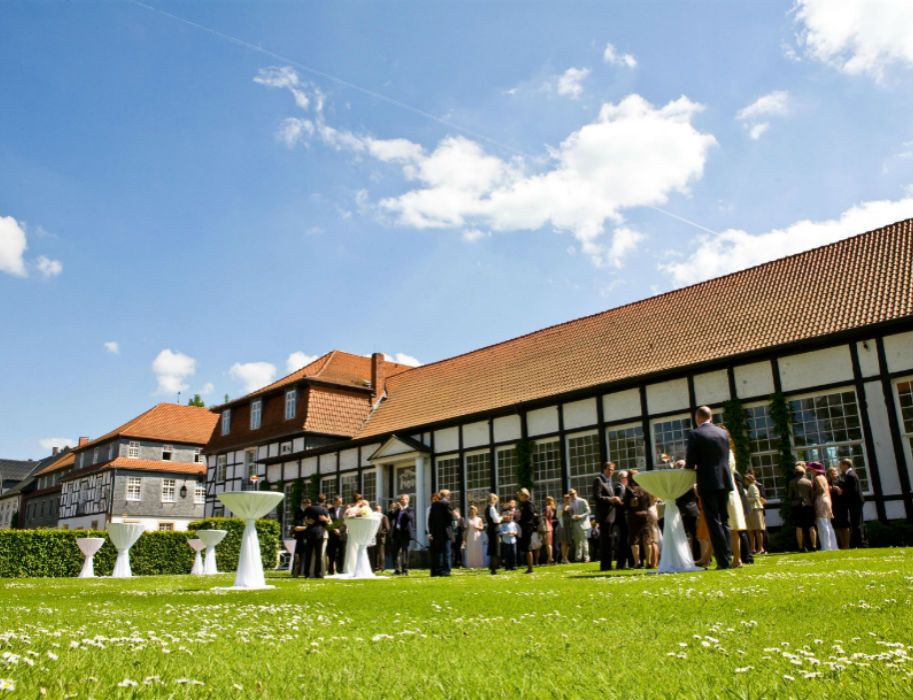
[370,352,387,403]
[52,446,59,456]
[78,436,90,446]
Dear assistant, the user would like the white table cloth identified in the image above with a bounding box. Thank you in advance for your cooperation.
[187,538,205,575]
[106,523,145,578]
[329,513,383,580]
[283,538,297,573]
[196,529,227,575]
[218,491,285,589]
[76,537,105,578]
[631,469,702,574]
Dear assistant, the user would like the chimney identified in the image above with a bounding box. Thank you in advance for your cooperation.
[370,352,387,403]
[52,446,59,456]
[78,436,90,447]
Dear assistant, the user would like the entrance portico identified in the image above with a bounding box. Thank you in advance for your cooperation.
[367,435,432,547]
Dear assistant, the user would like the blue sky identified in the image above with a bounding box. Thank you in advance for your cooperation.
[1,0,911,458]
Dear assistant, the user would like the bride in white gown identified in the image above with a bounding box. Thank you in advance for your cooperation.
[811,463,838,551]
[463,505,488,569]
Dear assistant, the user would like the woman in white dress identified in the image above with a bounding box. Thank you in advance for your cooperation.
[811,462,838,551]
[463,505,488,569]
[725,442,748,569]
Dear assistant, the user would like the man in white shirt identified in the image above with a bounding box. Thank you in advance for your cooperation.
[569,488,591,563]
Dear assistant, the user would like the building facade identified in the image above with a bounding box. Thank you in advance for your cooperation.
[56,404,216,531]
[216,220,913,545]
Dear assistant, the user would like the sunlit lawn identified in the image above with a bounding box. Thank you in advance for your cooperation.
[1,548,912,698]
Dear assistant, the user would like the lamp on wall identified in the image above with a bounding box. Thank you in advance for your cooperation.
[179,484,188,499]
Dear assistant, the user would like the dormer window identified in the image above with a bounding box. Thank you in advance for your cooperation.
[222,409,231,435]
[93,447,99,464]
[285,389,297,420]
[108,443,114,461]
[162,444,173,461]
[250,399,262,430]
[128,441,140,459]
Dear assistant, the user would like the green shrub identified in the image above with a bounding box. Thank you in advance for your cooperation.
[864,520,913,548]
[187,517,281,572]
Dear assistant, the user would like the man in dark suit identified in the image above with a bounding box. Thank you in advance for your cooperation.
[593,461,622,571]
[390,494,414,575]
[840,458,866,548]
[326,496,346,575]
[291,497,310,577]
[614,471,634,569]
[428,489,455,577]
[302,494,330,578]
[686,406,735,569]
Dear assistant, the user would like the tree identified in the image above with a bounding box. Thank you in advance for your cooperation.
[187,394,205,407]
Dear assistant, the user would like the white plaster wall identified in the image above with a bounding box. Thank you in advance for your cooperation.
[108,514,195,531]
[865,380,901,495]
[293,437,305,453]
[563,398,597,430]
[434,427,459,453]
[884,331,913,373]
[603,389,641,422]
[527,406,559,436]
[266,464,283,483]
[493,415,521,442]
[263,444,274,459]
[361,444,380,465]
[339,448,359,470]
[693,370,730,406]
[734,361,774,399]
[322,452,338,472]
[779,346,853,392]
[646,378,690,415]
[284,461,301,481]
[301,457,318,478]
[856,340,880,378]
[463,420,489,448]
[885,501,906,519]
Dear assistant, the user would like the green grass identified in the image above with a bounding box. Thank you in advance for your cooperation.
[1,549,912,698]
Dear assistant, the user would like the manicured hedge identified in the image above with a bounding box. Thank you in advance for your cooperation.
[0,517,280,578]
[187,517,281,572]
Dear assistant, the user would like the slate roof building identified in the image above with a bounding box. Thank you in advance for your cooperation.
[205,220,913,544]
[48,404,218,531]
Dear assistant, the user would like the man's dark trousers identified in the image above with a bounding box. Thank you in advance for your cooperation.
[700,489,732,568]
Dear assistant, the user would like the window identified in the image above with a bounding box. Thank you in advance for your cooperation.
[568,432,600,501]
[158,522,174,532]
[128,441,140,459]
[531,439,562,504]
[221,409,231,436]
[341,473,359,503]
[161,478,176,503]
[897,380,913,472]
[606,424,646,471]
[652,417,692,464]
[285,389,297,420]
[496,447,518,505]
[435,456,461,507]
[789,389,869,491]
[320,476,337,500]
[194,483,206,504]
[79,453,84,468]
[108,443,114,461]
[465,452,491,508]
[245,449,257,478]
[93,447,99,464]
[362,471,377,505]
[193,449,203,464]
[216,454,227,482]
[745,404,783,501]
[162,444,173,461]
[250,399,262,430]
[126,476,142,501]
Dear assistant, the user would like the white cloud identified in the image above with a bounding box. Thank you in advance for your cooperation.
[277,117,314,147]
[103,341,120,354]
[200,382,215,396]
[606,227,644,268]
[794,0,913,80]
[736,90,789,140]
[286,351,319,373]
[0,215,28,277]
[35,255,62,278]
[660,195,913,286]
[603,43,637,68]
[462,228,487,242]
[229,361,277,393]
[257,68,716,267]
[39,437,73,452]
[152,349,197,395]
[254,66,310,109]
[385,352,421,367]
[556,67,590,99]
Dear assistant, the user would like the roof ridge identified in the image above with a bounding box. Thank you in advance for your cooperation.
[383,217,911,382]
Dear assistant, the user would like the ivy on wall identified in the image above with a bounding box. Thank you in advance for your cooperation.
[769,391,797,526]
[515,438,534,492]
[308,473,320,501]
[722,398,751,473]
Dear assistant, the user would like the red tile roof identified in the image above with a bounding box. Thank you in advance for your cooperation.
[61,458,206,482]
[76,404,219,454]
[355,219,913,438]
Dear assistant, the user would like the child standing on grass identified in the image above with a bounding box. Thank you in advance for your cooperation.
[500,512,519,570]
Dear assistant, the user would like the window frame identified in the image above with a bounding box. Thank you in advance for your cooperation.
[250,399,262,430]
[161,478,176,503]
[161,444,173,461]
[194,483,206,505]
[221,409,231,436]
[127,441,140,459]
[216,454,227,482]
[284,389,297,420]
[126,476,142,502]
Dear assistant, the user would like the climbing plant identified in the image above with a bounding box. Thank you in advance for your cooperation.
[515,438,534,492]
[722,398,751,473]
[769,391,797,525]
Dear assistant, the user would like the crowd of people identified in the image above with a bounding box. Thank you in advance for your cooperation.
[287,406,866,577]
